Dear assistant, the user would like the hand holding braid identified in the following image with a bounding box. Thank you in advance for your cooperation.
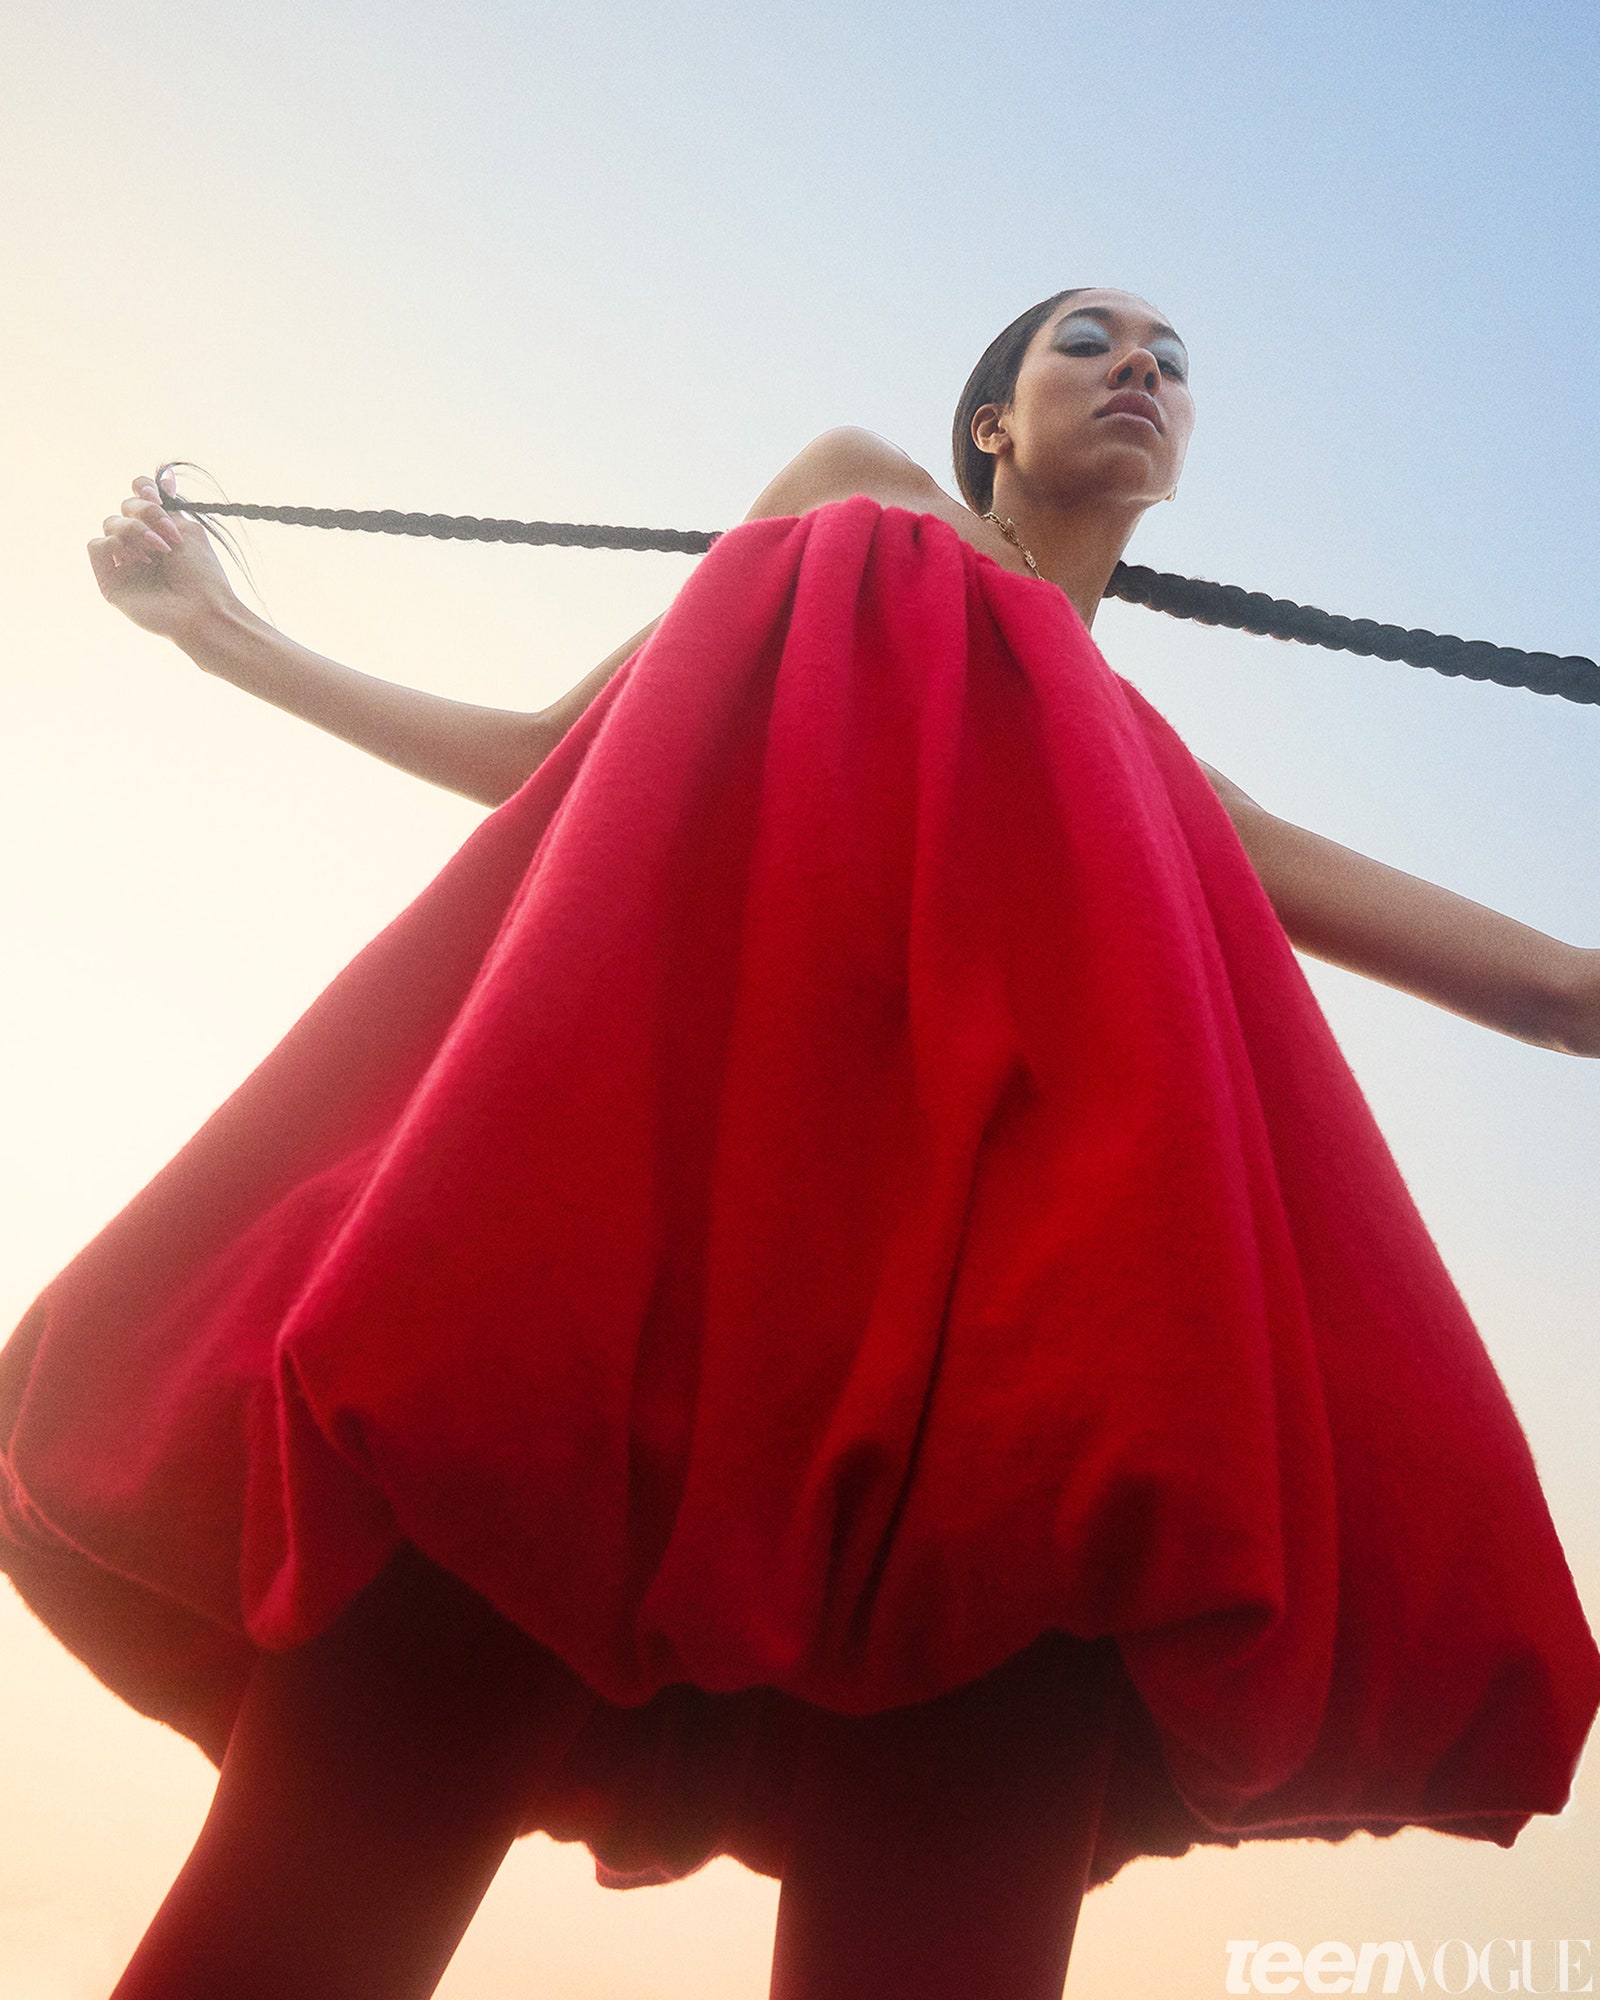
[89,472,244,648]
[155,472,1600,707]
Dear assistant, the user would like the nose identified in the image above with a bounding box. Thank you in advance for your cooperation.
[1109,348,1161,394]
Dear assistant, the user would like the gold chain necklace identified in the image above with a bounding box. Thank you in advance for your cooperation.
[982,511,1044,580]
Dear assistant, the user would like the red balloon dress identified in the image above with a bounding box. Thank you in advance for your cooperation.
[2,500,1595,1889]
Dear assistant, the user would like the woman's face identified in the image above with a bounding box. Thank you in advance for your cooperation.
[979,289,1195,513]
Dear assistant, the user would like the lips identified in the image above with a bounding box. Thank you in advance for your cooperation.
[1096,390,1164,432]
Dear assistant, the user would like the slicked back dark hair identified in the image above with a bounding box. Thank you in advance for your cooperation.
[950,289,1089,513]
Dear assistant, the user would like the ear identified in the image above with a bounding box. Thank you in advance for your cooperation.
[970,403,1010,459]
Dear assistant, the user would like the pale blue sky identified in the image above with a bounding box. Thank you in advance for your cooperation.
[1,2,1597,1992]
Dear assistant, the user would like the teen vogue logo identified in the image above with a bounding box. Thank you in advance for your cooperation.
[1224,1940,1595,1995]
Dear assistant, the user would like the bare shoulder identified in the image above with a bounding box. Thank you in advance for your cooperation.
[742,427,1027,574]
[745,427,958,525]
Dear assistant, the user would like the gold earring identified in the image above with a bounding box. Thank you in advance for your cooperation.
[1165,488,1178,502]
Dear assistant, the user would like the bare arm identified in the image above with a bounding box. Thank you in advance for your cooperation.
[1202,764,1600,1057]
[90,475,659,808]
[179,601,657,807]
[743,427,1027,569]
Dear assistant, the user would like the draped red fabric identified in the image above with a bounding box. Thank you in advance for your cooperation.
[1,499,1594,1889]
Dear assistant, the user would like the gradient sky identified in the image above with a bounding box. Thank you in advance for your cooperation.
[2,2,1597,1994]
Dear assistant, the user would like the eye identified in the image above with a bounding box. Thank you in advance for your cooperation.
[1152,341,1189,384]
[1053,319,1110,356]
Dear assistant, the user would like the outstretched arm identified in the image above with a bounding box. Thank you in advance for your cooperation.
[90,475,657,807]
[1203,764,1600,1057]
[177,601,660,807]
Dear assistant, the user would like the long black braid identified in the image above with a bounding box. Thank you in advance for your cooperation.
[1105,562,1599,704]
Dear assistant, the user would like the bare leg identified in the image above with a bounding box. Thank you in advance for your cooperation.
[769,1637,1121,2000]
[110,1547,592,2000]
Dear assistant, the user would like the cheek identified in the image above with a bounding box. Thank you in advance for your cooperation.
[1021,351,1097,403]
[1020,369,1103,445]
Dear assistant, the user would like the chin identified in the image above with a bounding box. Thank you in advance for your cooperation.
[1054,472,1168,516]
[1040,441,1168,511]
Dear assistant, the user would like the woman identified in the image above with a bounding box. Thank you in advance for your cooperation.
[6,288,1598,2000]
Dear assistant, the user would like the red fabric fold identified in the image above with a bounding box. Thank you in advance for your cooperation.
[2,498,1594,1886]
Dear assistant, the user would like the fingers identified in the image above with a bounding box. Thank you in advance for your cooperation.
[88,472,213,605]
[121,484,185,551]
[100,511,169,562]
[89,473,184,576]
[88,509,170,591]
[135,471,183,519]
[87,524,158,586]
[86,536,123,593]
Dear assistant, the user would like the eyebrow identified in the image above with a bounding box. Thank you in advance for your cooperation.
[1054,305,1187,349]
